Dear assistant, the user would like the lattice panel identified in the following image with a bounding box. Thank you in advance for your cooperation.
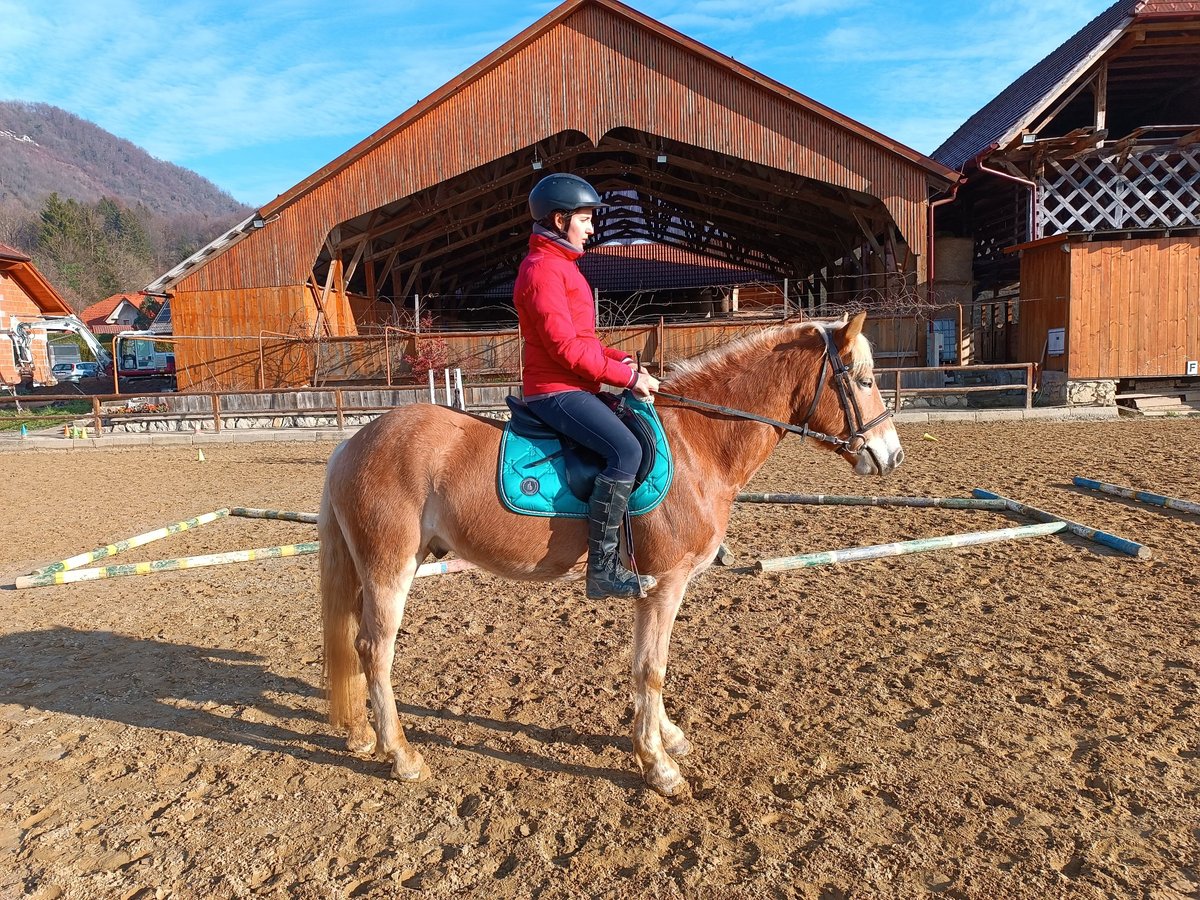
[1037,147,1200,236]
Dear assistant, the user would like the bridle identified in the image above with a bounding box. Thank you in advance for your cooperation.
[653,326,893,457]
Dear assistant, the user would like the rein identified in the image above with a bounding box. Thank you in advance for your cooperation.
[653,327,893,454]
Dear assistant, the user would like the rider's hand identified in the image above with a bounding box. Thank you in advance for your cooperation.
[631,370,659,401]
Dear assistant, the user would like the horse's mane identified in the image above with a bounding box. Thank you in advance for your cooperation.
[664,320,874,398]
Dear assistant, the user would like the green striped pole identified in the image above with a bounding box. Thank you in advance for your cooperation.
[230,507,319,524]
[757,521,1067,572]
[972,489,1150,559]
[1073,477,1200,517]
[26,509,231,577]
[737,492,1006,510]
[15,542,319,589]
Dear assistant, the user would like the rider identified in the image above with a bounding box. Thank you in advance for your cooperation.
[514,173,661,599]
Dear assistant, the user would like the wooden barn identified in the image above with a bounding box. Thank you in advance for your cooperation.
[933,0,1200,408]
[145,0,957,391]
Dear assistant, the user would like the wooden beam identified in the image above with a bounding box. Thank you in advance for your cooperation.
[1094,63,1108,132]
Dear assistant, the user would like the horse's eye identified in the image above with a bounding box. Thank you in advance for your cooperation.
[858,378,873,389]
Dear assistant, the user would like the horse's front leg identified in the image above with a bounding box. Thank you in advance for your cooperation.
[357,556,429,781]
[631,569,691,797]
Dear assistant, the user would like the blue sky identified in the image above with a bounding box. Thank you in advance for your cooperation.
[1,0,1113,208]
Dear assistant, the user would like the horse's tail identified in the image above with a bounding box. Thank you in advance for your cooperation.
[319,451,366,731]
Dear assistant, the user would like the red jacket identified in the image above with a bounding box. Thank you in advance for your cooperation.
[514,232,636,396]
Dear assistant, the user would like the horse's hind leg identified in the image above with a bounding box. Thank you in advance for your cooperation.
[631,570,691,797]
[357,554,429,781]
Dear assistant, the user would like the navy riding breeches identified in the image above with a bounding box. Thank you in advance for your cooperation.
[525,390,642,482]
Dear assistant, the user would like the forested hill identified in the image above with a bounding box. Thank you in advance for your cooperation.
[0,101,251,310]
[0,101,246,220]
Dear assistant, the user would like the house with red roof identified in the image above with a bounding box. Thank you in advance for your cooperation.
[82,293,144,335]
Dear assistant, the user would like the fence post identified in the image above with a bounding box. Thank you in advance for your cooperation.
[658,317,665,376]
[782,278,789,319]
[385,330,392,387]
[1025,363,1033,409]
[92,397,103,437]
[211,394,222,432]
[894,369,903,412]
[335,388,345,430]
[428,369,435,403]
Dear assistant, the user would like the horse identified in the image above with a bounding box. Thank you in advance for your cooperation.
[319,312,903,797]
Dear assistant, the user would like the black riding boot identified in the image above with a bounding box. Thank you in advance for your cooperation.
[586,475,657,599]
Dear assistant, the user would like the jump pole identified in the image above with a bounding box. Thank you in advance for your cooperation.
[971,489,1150,559]
[757,521,1067,572]
[415,558,476,578]
[25,508,231,578]
[230,507,319,524]
[1073,477,1200,517]
[737,493,1006,510]
[15,542,320,589]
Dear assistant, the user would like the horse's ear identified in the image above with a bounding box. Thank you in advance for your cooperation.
[835,311,867,354]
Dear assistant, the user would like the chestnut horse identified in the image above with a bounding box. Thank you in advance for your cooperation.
[319,312,903,796]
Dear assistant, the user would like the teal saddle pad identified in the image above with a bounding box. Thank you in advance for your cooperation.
[497,392,673,519]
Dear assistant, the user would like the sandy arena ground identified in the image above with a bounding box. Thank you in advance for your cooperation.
[1,418,1197,899]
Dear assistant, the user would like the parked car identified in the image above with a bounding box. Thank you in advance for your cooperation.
[52,361,102,383]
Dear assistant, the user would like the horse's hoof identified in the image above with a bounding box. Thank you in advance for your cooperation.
[664,737,693,758]
[391,754,431,782]
[347,735,377,756]
[645,766,687,798]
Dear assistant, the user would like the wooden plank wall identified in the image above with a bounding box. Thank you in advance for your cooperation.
[1016,241,1071,372]
[1067,237,1199,379]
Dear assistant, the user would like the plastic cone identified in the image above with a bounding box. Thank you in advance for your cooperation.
[197,449,206,462]
[922,433,938,442]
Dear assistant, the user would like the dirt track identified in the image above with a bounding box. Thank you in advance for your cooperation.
[1,418,1198,899]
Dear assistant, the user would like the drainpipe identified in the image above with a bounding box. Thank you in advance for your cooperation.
[975,147,1038,243]
[927,177,964,291]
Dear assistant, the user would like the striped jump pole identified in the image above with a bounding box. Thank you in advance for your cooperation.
[757,521,1067,572]
[972,489,1150,559]
[15,542,320,589]
[26,508,231,578]
[1073,477,1200,517]
[230,507,319,524]
[415,558,476,578]
[737,492,1006,510]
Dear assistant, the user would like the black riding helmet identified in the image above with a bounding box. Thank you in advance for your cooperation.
[528,173,602,221]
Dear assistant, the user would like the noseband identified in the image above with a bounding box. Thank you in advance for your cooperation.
[654,327,893,454]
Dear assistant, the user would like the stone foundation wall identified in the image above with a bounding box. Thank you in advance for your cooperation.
[1036,372,1115,407]
[1067,379,1117,407]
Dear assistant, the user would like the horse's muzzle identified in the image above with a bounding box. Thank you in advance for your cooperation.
[854,440,904,476]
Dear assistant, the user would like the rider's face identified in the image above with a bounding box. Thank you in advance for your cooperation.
[561,209,594,251]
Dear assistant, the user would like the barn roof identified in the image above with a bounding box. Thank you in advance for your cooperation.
[932,0,1200,170]
[580,243,769,293]
[148,0,956,300]
[263,0,956,217]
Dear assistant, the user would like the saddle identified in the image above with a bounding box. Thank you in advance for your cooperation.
[497,391,673,519]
